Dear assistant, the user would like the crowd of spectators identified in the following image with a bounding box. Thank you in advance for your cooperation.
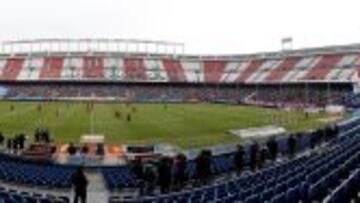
[250,83,351,107]
[6,133,26,153]
[130,153,189,195]
[129,123,340,196]
[1,82,352,106]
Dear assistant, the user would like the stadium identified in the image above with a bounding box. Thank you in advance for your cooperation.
[1,1,360,202]
[0,37,358,203]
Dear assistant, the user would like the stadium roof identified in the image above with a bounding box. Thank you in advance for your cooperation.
[2,39,360,61]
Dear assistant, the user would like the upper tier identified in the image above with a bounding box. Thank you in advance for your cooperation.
[1,43,360,84]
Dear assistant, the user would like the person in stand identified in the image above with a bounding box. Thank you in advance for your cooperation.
[249,141,259,171]
[42,128,50,143]
[195,150,212,186]
[17,133,26,150]
[0,132,4,145]
[173,153,187,191]
[131,159,145,195]
[68,143,77,155]
[96,143,104,156]
[332,124,339,137]
[71,167,88,203]
[257,146,268,170]
[318,128,325,144]
[288,134,297,158]
[6,138,12,153]
[233,145,245,176]
[143,162,157,195]
[310,131,317,149]
[81,145,89,155]
[157,157,173,194]
[267,137,278,161]
[12,138,18,154]
[326,124,339,142]
[34,128,41,143]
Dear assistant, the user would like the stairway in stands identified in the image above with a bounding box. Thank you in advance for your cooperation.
[86,171,109,203]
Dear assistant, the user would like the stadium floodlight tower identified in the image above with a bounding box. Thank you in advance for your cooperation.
[281,37,293,52]
[0,38,186,56]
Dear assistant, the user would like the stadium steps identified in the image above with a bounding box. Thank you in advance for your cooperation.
[86,171,109,203]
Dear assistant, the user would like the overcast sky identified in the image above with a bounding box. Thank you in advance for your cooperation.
[1,0,360,54]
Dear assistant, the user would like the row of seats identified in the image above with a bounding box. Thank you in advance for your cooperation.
[109,120,360,203]
[0,186,69,203]
[0,155,76,188]
[0,52,358,83]
[324,168,360,203]
[101,167,135,189]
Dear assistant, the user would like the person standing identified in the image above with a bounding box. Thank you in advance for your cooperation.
[249,141,259,171]
[143,163,157,195]
[233,145,245,176]
[6,138,12,153]
[17,134,26,150]
[267,137,278,161]
[71,167,88,203]
[195,150,212,186]
[173,153,187,191]
[288,134,297,158]
[157,157,173,194]
[257,146,268,170]
[0,132,4,145]
[131,159,144,195]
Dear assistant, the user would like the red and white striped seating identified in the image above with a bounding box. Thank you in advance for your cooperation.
[0,51,358,83]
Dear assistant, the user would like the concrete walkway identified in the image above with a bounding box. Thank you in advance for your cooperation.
[85,171,109,203]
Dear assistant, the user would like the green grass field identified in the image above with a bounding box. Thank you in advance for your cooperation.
[0,101,341,149]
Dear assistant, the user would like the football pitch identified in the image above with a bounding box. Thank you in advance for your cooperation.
[0,101,342,149]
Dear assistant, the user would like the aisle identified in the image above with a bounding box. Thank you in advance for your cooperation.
[85,171,109,203]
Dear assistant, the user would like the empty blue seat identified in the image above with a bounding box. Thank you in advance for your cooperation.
[270,192,286,203]
[245,194,260,203]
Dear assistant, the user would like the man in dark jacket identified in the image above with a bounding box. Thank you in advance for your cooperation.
[68,143,77,155]
[157,157,173,194]
[71,167,88,203]
[288,134,297,158]
[257,146,268,169]
[195,150,212,186]
[143,163,157,195]
[173,153,187,191]
[6,138,12,153]
[0,132,4,145]
[249,141,259,171]
[233,145,245,175]
[17,134,26,150]
[266,137,278,161]
[131,159,144,195]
